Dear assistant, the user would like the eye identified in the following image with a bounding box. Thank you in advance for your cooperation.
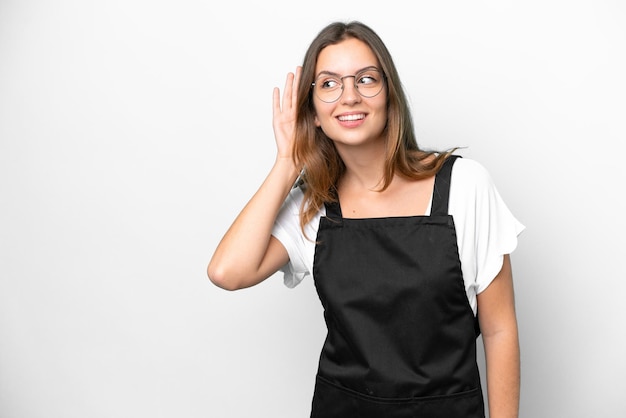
[319,77,341,90]
[357,72,379,85]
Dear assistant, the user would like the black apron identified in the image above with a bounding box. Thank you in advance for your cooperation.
[310,156,484,417]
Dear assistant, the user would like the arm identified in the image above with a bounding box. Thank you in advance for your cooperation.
[477,254,520,418]
[207,67,302,291]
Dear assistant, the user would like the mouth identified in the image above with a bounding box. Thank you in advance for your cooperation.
[337,113,365,122]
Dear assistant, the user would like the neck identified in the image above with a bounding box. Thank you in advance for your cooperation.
[335,140,388,191]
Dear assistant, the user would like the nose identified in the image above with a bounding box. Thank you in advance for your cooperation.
[340,75,361,104]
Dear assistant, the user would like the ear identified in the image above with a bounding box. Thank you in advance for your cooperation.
[314,114,321,127]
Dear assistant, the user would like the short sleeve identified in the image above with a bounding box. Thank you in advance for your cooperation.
[271,186,319,288]
[449,159,525,310]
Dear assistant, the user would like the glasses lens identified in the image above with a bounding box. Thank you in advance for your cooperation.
[355,68,384,98]
[314,75,343,103]
[313,68,384,103]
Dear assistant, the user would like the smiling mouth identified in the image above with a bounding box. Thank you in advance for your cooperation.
[337,114,365,122]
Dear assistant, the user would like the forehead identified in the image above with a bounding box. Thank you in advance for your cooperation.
[315,38,378,75]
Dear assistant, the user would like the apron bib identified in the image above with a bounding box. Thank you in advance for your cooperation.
[310,156,484,417]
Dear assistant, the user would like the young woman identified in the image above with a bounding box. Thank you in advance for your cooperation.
[208,21,524,418]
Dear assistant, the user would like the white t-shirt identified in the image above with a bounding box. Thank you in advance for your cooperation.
[271,158,525,314]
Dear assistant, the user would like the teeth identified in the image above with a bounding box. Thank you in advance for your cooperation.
[338,114,364,121]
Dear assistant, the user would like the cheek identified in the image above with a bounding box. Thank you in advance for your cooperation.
[312,101,323,127]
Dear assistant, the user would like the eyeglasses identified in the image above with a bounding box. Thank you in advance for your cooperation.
[311,67,385,103]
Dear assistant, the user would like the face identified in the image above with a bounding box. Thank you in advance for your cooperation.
[312,38,387,149]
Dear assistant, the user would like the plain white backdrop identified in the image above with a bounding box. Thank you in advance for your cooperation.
[1,0,625,417]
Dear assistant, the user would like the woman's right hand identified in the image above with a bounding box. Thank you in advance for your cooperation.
[207,68,303,291]
[272,66,302,163]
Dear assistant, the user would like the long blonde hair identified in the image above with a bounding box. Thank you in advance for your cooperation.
[293,21,453,232]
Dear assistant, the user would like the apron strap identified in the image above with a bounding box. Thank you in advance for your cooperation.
[324,188,343,223]
[430,155,481,335]
[431,154,461,216]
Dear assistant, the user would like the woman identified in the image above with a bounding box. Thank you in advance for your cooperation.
[208,21,524,418]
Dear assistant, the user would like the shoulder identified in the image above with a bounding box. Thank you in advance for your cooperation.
[451,157,493,185]
[280,181,306,214]
[448,156,524,237]
[276,181,326,229]
[448,157,507,215]
[449,157,501,199]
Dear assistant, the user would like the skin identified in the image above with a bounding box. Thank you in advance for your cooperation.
[478,254,521,418]
[207,38,520,418]
[313,39,388,153]
[313,38,435,217]
[206,67,299,290]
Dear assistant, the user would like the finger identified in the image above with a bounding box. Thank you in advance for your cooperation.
[292,66,302,106]
[272,86,281,118]
[282,71,295,110]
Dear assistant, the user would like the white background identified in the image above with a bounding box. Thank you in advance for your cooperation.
[1,0,625,417]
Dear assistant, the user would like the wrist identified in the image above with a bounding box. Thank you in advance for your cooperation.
[273,155,300,177]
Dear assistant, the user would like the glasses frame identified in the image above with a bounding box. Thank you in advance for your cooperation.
[311,67,386,103]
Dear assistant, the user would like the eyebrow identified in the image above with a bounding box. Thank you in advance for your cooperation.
[315,65,380,78]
